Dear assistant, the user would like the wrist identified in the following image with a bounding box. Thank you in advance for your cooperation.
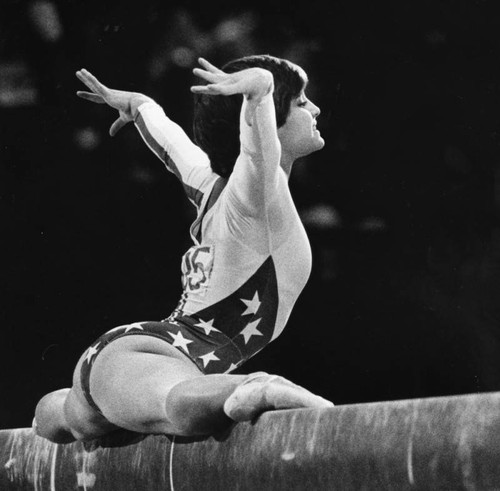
[247,69,274,102]
[130,94,154,120]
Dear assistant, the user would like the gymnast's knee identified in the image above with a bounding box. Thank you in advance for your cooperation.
[34,389,77,444]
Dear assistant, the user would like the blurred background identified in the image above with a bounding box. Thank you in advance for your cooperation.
[0,0,499,428]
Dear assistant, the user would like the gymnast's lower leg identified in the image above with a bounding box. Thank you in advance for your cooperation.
[166,372,333,432]
[89,348,332,437]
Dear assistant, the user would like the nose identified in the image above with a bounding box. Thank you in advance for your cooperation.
[309,101,320,118]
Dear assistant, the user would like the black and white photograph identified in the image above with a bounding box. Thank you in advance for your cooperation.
[0,0,499,488]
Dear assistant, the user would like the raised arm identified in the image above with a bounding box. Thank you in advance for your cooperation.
[191,59,281,215]
[75,69,215,207]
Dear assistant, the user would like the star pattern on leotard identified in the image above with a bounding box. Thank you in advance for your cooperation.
[85,343,100,364]
[225,362,241,373]
[240,291,261,316]
[105,322,145,335]
[195,318,220,335]
[199,351,220,368]
[168,330,193,354]
[240,318,263,344]
[180,256,279,374]
[124,323,145,333]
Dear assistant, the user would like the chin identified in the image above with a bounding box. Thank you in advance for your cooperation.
[294,136,325,159]
[310,136,325,153]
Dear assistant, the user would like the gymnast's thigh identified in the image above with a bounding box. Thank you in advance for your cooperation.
[87,335,204,431]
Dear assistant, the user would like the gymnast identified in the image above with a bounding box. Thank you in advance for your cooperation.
[34,55,333,443]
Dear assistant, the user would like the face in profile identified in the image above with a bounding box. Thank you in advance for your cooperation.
[277,90,325,161]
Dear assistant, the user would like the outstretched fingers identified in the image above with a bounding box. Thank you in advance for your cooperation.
[76,91,105,104]
[75,69,108,96]
[190,84,212,94]
[192,68,221,84]
[109,117,127,137]
[191,58,231,95]
[190,83,233,96]
[197,58,225,75]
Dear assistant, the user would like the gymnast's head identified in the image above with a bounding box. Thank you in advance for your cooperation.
[193,54,324,178]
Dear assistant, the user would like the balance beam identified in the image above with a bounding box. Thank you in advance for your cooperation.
[1,392,500,490]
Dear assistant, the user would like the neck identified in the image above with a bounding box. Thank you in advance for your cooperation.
[279,153,295,179]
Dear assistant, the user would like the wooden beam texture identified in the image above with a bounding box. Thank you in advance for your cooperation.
[1,392,500,490]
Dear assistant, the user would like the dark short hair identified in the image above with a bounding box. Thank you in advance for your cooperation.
[193,55,307,177]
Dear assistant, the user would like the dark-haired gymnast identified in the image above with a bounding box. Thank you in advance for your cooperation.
[34,56,332,443]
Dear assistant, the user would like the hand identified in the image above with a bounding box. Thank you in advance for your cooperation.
[76,69,151,136]
[191,58,273,101]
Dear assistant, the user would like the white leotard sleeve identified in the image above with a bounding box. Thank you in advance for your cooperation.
[134,101,216,209]
[225,91,282,215]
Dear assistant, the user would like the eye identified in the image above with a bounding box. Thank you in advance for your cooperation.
[297,99,308,107]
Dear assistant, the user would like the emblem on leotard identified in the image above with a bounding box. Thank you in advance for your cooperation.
[181,245,214,294]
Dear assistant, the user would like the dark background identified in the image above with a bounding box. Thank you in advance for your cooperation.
[1,0,499,428]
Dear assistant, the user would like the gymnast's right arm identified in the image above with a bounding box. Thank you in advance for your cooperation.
[75,69,214,204]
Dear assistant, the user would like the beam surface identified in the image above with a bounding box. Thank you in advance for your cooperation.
[2,392,500,490]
